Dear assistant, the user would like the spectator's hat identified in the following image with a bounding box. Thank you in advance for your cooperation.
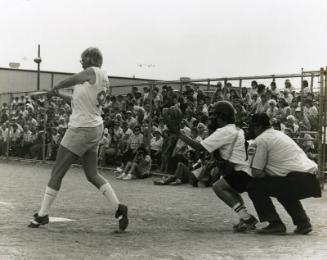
[250,113,271,127]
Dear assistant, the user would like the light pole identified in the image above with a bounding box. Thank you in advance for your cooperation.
[34,44,42,91]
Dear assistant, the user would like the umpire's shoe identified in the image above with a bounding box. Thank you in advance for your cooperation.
[115,204,129,232]
[256,221,286,235]
[28,213,49,228]
[294,221,312,235]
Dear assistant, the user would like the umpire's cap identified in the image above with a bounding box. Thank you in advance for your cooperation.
[250,113,271,127]
[211,101,235,123]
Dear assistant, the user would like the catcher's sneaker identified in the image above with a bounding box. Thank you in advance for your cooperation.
[233,215,258,232]
[28,213,49,228]
[115,204,128,231]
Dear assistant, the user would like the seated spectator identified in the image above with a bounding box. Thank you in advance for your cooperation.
[285,115,299,135]
[266,99,278,119]
[150,128,163,165]
[303,98,318,131]
[98,128,111,166]
[121,125,144,167]
[116,146,152,180]
[255,93,269,114]
[102,126,121,166]
[125,110,137,130]
[269,81,279,96]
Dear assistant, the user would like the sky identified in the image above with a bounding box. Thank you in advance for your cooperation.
[1,0,327,82]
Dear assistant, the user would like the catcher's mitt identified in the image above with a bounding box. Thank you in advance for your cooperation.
[162,105,183,134]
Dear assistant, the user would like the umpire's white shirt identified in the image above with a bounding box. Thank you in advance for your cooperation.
[69,67,109,128]
[249,128,317,177]
[201,124,251,175]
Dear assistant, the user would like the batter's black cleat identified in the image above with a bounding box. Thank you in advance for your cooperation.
[28,213,49,228]
[115,204,128,232]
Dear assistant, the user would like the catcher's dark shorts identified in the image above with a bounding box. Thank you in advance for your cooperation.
[223,170,253,193]
[61,124,104,157]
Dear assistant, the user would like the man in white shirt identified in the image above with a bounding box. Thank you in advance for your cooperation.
[247,113,321,235]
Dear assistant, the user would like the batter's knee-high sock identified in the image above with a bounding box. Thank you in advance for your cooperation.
[38,186,59,217]
[99,182,120,209]
[233,202,251,220]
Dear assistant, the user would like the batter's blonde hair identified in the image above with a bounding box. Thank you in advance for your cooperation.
[81,47,103,67]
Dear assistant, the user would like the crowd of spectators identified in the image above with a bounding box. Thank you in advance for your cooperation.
[0,79,320,179]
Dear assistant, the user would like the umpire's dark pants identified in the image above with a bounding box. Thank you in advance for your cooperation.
[247,172,321,225]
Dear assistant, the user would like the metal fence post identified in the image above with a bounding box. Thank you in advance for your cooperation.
[318,68,325,188]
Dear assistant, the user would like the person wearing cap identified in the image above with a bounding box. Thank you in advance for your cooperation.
[164,101,257,232]
[246,113,321,235]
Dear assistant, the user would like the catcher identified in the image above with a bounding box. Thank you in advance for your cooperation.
[163,101,257,232]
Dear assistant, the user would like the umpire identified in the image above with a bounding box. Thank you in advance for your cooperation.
[247,113,321,235]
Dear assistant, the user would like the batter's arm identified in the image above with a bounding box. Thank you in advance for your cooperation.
[53,67,96,90]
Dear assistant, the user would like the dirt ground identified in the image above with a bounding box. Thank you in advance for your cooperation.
[0,160,327,260]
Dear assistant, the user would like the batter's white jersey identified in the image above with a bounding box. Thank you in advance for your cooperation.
[248,128,317,177]
[69,67,109,128]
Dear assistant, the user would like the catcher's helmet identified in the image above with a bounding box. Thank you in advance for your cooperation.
[210,101,235,124]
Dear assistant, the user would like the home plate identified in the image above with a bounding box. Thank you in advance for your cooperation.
[0,201,14,208]
[49,217,75,223]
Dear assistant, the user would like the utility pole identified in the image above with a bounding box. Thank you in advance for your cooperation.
[34,44,42,90]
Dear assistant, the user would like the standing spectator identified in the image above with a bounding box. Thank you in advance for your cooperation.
[21,124,33,158]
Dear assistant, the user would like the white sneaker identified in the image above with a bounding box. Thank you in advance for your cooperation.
[116,172,126,180]
[116,167,123,173]
[122,173,133,180]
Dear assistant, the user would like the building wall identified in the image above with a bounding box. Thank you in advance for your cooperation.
[0,67,161,104]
